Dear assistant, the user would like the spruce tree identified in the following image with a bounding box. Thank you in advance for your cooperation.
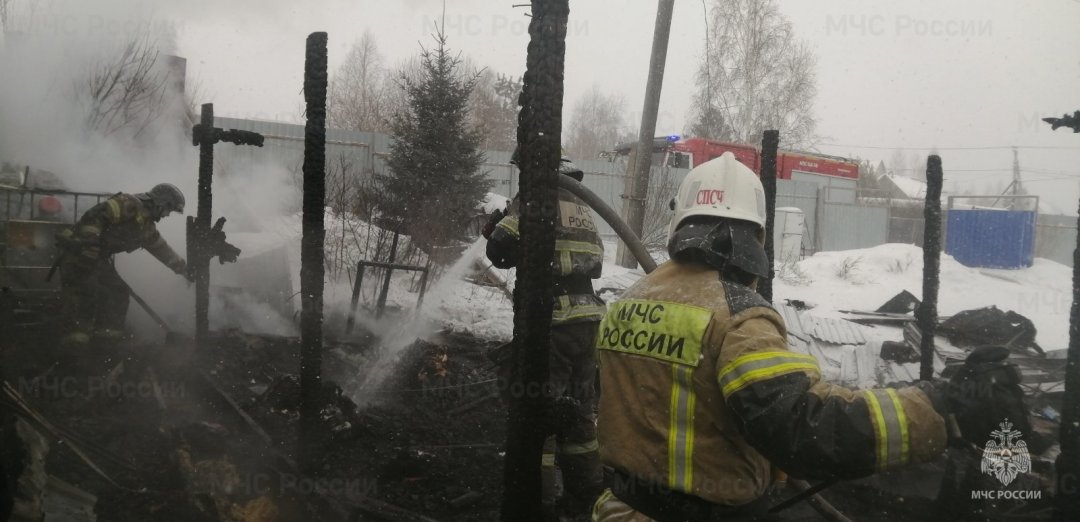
[381,30,490,252]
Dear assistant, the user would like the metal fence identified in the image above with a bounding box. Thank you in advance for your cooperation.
[819,203,890,252]
[1035,213,1077,267]
[219,117,1080,265]
[212,117,696,240]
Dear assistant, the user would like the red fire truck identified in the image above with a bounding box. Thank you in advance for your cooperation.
[608,136,859,181]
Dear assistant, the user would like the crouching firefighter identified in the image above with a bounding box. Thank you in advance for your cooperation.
[484,153,606,520]
[52,183,189,347]
[592,152,1030,521]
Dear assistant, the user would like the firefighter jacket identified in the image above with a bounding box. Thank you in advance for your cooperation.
[486,187,606,324]
[596,260,947,506]
[56,193,185,273]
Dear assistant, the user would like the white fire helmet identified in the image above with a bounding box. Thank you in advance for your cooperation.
[666,151,767,242]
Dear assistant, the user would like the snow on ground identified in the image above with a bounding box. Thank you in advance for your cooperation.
[421,241,1070,353]
[219,204,1070,355]
[773,243,1070,351]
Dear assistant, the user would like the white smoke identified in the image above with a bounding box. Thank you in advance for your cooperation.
[0,1,303,341]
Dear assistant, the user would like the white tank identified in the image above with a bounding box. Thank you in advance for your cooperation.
[773,207,805,264]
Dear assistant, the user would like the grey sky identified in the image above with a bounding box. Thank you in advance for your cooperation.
[6,0,1080,212]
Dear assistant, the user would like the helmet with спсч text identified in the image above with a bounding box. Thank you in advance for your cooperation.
[666,152,769,279]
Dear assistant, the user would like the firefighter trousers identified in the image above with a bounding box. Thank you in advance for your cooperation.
[58,256,129,339]
[546,321,604,517]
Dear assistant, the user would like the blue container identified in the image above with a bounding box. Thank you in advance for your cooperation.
[945,209,1035,269]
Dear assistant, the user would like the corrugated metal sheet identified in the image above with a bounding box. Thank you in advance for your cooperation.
[778,303,868,346]
[776,303,812,342]
[808,315,868,345]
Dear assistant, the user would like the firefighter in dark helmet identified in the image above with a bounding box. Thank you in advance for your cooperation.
[483,153,606,520]
[55,183,189,346]
[592,152,1029,521]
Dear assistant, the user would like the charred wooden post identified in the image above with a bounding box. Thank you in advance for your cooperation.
[1055,196,1080,521]
[1047,112,1080,522]
[189,105,262,348]
[193,103,214,346]
[501,1,567,519]
[759,129,779,303]
[917,155,943,381]
[298,31,328,473]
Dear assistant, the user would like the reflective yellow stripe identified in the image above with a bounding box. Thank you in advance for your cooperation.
[106,199,122,220]
[593,489,617,521]
[559,439,599,455]
[864,389,911,471]
[864,390,888,471]
[667,365,695,491]
[79,225,101,236]
[886,389,910,466]
[496,216,519,237]
[559,250,573,274]
[718,351,820,396]
[554,239,604,256]
[541,453,556,467]
[552,295,606,323]
[81,248,99,259]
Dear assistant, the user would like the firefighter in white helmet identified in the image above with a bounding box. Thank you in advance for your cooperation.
[591,152,1027,520]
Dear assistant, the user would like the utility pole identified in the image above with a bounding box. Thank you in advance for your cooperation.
[616,0,675,268]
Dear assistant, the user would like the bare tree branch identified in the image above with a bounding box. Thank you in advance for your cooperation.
[75,30,170,140]
[329,30,395,134]
[688,0,819,148]
[469,70,520,151]
[565,85,633,161]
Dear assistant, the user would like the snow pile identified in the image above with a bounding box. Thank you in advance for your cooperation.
[773,243,1070,351]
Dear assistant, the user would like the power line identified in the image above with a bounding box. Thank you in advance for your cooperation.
[820,143,1080,151]
[891,167,1012,173]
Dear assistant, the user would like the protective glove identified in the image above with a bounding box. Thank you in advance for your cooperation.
[942,346,1030,447]
[169,258,194,282]
[481,209,504,240]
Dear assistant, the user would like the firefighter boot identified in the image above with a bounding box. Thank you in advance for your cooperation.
[556,445,603,521]
[541,435,560,521]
